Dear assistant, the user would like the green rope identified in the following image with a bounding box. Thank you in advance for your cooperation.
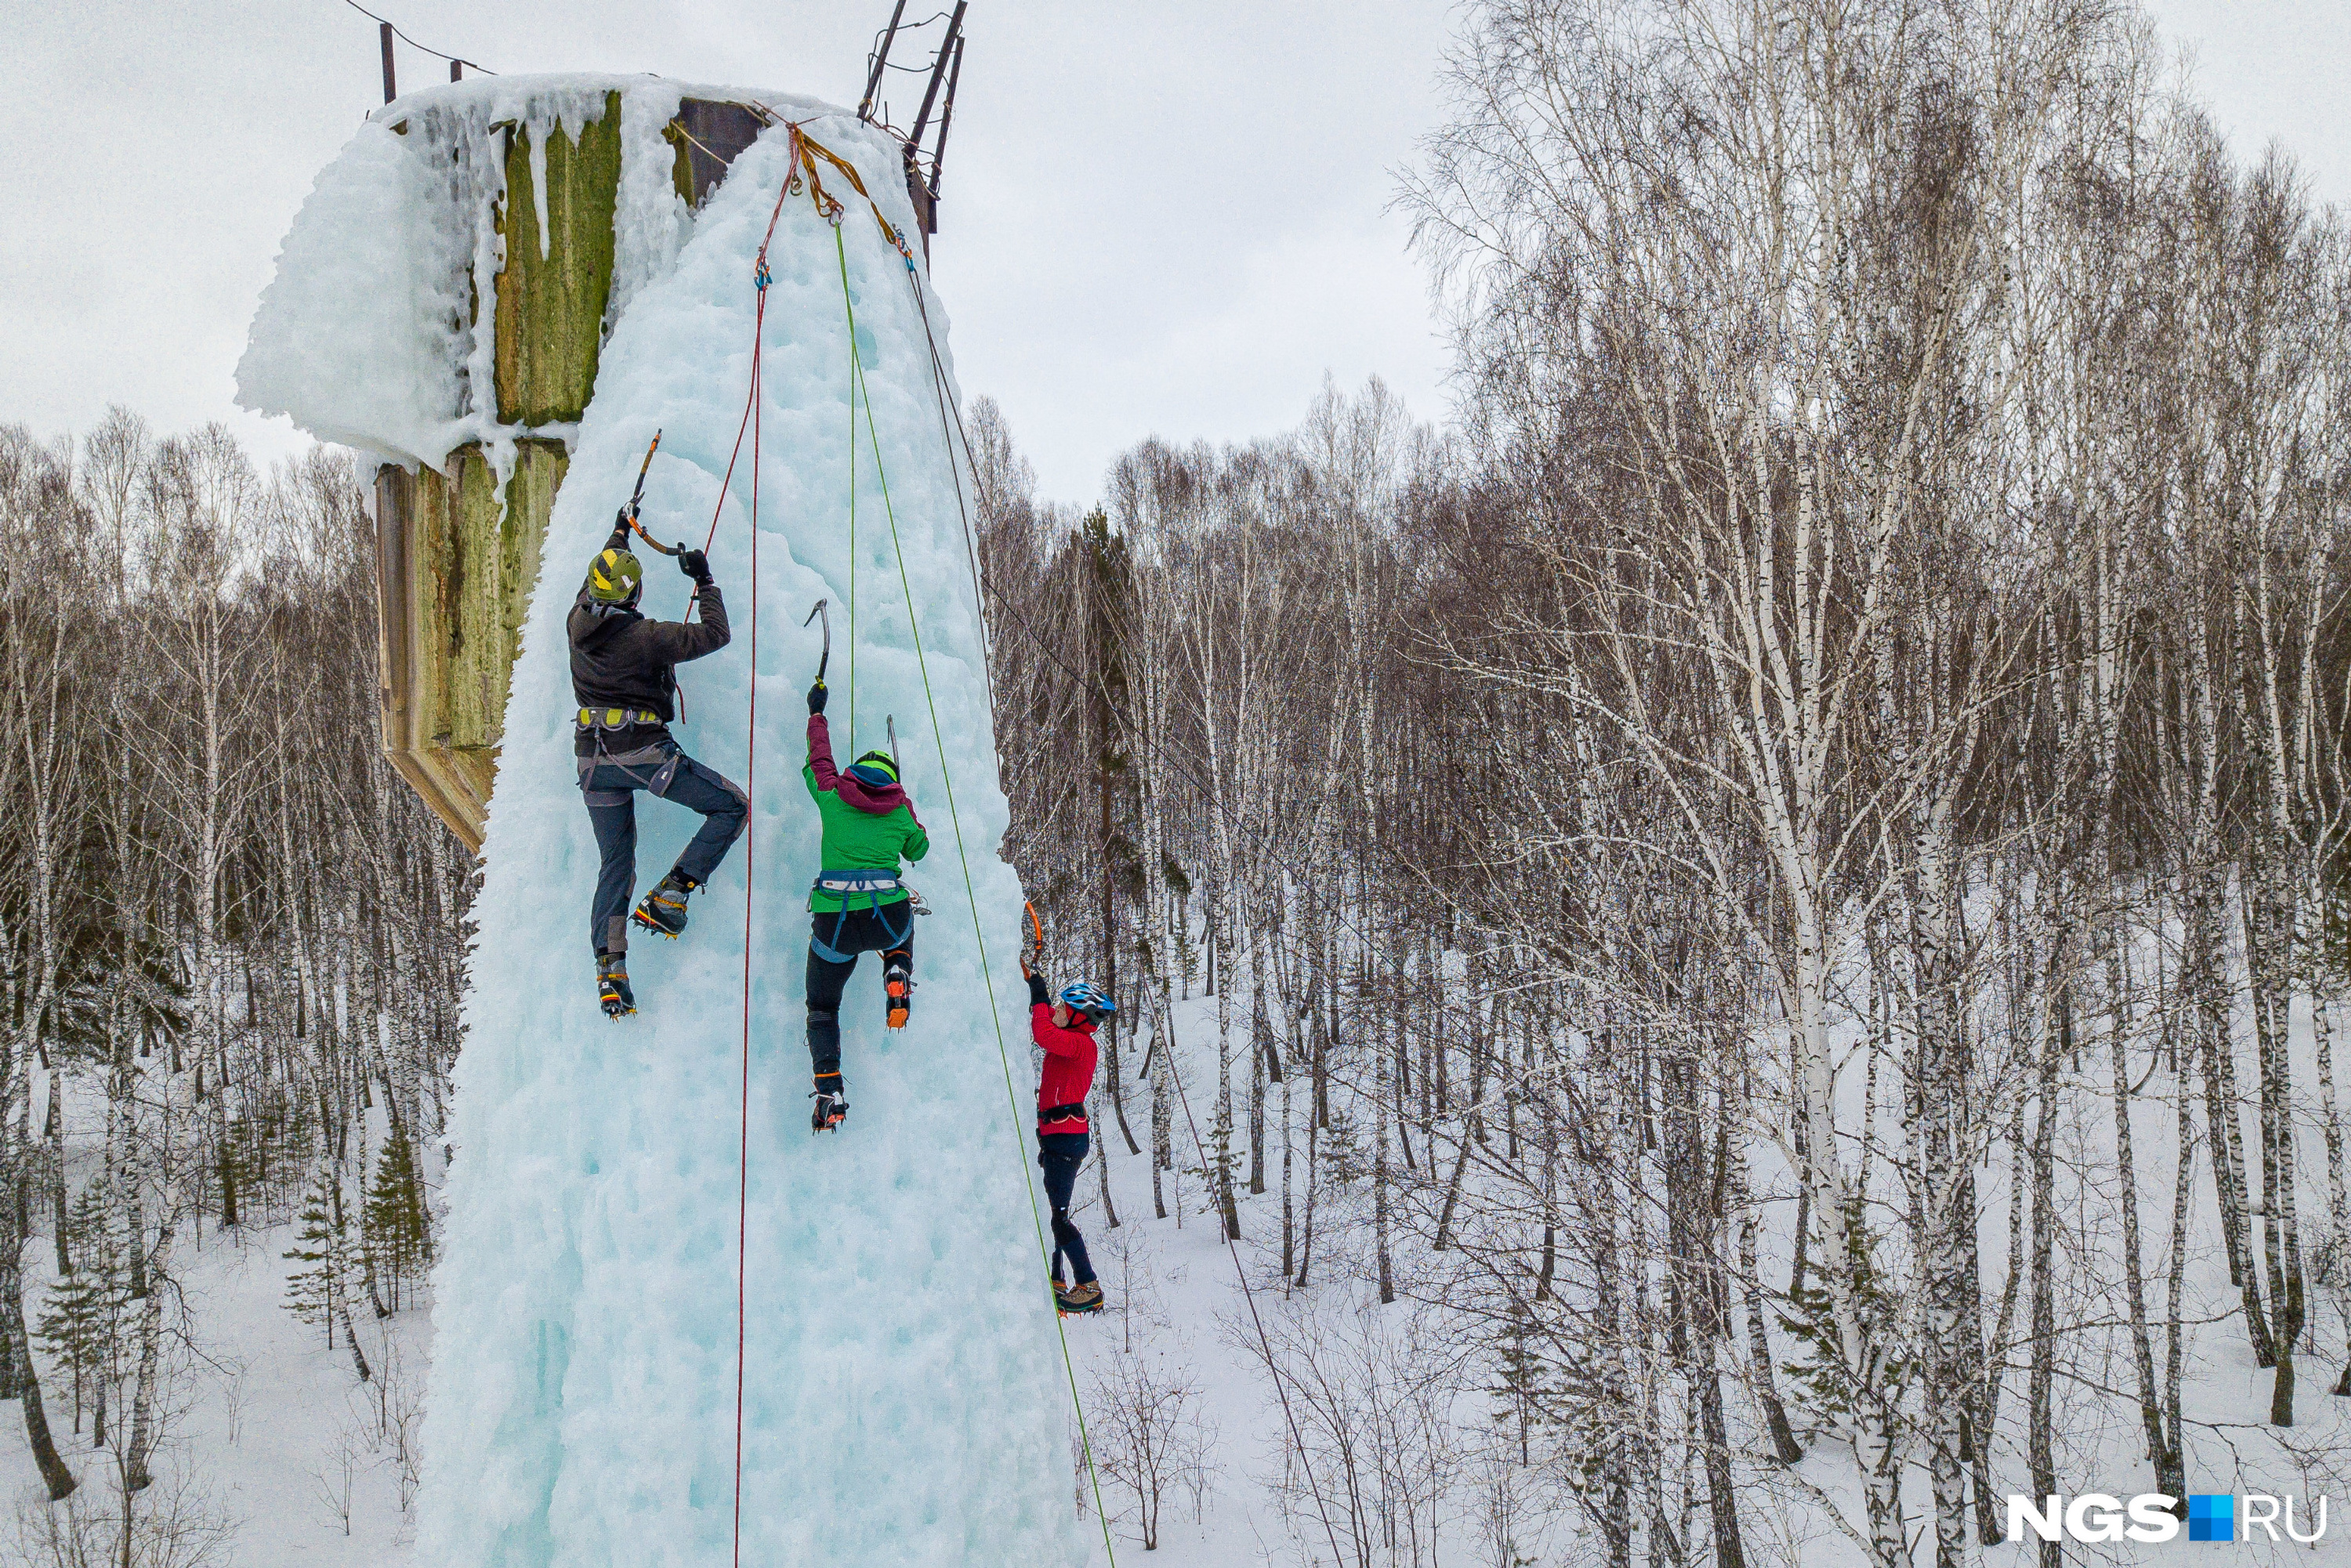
[831,226,1120,1565]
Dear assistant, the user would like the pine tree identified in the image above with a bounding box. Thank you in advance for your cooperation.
[1491,1302,1551,1467]
[283,1168,348,1345]
[362,1124,432,1313]
[38,1182,127,1438]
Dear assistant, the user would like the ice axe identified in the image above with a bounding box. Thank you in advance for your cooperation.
[621,429,683,557]
[803,599,831,686]
[1020,900,1045,980]
[627,429,661,517]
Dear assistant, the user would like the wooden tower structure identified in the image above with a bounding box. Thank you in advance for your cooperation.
[369,12,965,852]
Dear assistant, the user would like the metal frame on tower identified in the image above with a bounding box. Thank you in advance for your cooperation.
[858,2,966,251]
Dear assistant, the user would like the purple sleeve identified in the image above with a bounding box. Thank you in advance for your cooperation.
[807,714,842,791]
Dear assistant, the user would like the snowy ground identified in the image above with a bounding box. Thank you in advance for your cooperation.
[0,989,1382,1568]
[15,980,2351,1564]
[0,1214,433,1563]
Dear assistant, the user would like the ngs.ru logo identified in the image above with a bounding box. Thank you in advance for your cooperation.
[2007,1494,2327,1544]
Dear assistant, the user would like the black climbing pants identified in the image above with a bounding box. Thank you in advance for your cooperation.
[803,903,915,1080]
[579,740,748,956]
[1038,1131,1095,1287]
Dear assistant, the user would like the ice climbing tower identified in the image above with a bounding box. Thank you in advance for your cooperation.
[240,75,1085,1566]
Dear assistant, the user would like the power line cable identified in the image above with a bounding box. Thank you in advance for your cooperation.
[339,0,496,73]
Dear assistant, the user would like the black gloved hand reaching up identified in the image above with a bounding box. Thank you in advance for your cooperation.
[676,548,712,583]
[807,681,828,715]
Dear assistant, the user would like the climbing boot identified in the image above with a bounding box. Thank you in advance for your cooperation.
[630,870,697,940]
[596,954,636,1019]
[1055,1280,1104,1316]
[810,1074,849,1133]
[884,956,914,1031]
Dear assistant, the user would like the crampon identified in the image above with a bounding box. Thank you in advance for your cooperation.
[884,958,913,1031]
[630,871,695,940]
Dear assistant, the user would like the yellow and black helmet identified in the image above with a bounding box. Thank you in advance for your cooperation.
[589,546,643,605]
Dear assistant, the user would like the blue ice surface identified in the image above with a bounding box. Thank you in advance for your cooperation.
[397,97,1080,1567]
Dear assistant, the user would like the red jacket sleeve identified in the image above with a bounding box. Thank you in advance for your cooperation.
[1031,1005,1093,1059]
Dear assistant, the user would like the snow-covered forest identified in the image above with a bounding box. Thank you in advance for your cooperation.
[0,412,465,1559]
[981,0,2351,1560]
[9,0,2351,1563]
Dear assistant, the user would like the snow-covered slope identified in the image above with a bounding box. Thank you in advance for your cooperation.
[239,78,1077,1567]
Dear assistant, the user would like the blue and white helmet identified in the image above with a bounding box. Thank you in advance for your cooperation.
[1057,980,1117,1016]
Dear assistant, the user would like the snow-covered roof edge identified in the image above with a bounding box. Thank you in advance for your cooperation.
[236,74,866,469]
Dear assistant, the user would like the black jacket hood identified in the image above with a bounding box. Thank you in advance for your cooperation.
[575,601,642,651]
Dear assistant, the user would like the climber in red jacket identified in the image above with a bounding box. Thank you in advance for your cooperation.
[1027,963,1113,1316]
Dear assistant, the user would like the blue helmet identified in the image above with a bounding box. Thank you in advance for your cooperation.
[1057,980,1116,1017]
[846,751,899,788]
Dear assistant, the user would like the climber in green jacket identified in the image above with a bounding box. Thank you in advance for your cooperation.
[802,678,930,1132]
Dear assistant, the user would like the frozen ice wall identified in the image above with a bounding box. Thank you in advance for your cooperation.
[241,78,1081,1566]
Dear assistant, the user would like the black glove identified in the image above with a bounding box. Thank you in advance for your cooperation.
[607,510,632,550]
[677,547,710,582]
[807,681,828,715]
[1027,971,1050,1009]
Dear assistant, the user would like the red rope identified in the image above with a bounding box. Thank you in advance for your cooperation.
[704,132,803,548]
[717,133,797,1568]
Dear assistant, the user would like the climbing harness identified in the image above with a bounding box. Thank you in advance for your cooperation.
[807,871,915,963]
[811,869,906,899]
[575,741,683,797]
[576,706,664,730]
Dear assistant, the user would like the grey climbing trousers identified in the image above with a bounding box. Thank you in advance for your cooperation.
[578,738,748,955]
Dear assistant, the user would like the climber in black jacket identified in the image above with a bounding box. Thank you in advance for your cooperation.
[569,514,748,1018]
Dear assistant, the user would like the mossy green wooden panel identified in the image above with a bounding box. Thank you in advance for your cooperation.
[449,447,505,749]
[499,440,567,722]
[440,440,567,751]
[495,93,621,426]
[666,120,696,207]
[413,460,460,748]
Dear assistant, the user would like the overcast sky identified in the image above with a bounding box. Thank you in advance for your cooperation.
[1,2,2344,505]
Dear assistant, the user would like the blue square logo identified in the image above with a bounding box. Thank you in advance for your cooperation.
[2188,1494,2234,1542]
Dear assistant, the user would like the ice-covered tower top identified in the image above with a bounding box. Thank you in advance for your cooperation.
[236,74,829,469]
